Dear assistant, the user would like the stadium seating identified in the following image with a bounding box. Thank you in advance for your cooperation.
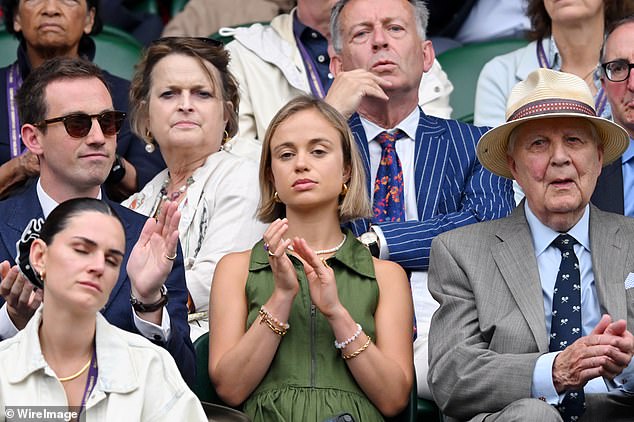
[436,38,529,123]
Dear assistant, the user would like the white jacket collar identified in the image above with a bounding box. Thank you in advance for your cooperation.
[6,307,139,394]
[223,9,309,91]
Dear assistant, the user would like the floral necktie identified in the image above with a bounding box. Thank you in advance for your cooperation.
[372,130,406,223]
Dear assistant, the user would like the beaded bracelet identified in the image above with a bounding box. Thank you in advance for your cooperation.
[259,306,289,336]
[334,323,363,349]
[260,306,290,329]
[342,336,372,360]
[260,316,288,336]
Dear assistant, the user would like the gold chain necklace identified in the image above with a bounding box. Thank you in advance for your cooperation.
[57,358,92,382]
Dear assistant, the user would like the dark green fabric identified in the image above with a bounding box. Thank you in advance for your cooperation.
[243,231,384,422]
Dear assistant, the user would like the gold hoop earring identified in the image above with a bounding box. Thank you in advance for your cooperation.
[340,183,348,197]
[39,269,46,282]
[274,191,281,203]
[223,130,230,143]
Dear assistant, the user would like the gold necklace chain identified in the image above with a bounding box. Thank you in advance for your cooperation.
[57,358,92,382]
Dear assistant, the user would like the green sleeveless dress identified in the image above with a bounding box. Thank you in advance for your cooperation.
[242,231,385,422]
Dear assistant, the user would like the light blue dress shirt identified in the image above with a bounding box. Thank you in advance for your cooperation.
[621,138,634,217]
[526,202,634,403]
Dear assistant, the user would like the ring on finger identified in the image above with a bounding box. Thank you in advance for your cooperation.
[320,257,330,268]
[263,242,270,252]
[165,252,177,261]
[267,249,276,257]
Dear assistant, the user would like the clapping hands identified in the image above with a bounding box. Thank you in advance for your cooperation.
[127,201,180,303]
[263,218,342,317]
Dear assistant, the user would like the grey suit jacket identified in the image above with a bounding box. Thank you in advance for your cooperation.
[427,204,634,421]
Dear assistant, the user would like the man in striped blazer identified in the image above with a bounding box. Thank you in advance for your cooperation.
[327,0,514,399]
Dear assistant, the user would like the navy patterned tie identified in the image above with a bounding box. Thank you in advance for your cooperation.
[549,234,585,421]
[372,130,406,223]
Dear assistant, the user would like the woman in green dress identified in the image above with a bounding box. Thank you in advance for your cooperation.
[209,96,414,421]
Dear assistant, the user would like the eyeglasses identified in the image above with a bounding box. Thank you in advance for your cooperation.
[34,111,126,138]
[601,59,634,82]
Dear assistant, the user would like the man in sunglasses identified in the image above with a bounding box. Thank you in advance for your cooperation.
[0,57,196,387]
[0,0,165,201]
[592,15,634,216]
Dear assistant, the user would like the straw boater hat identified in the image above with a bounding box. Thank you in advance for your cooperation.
[477,68,629,179]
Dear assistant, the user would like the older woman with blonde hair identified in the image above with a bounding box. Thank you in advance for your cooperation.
[209,96,414,421]
[123,37,266,340]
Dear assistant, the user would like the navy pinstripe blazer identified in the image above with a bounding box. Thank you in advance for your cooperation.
[348,109,515,271]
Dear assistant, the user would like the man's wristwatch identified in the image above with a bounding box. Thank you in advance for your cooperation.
[359,231,380,257]
[130,285,168,313]
[106,154,126,184]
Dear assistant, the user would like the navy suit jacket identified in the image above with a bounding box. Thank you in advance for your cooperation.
[591,159,624,215]
[0,182,195,386]
[348,109,515,271]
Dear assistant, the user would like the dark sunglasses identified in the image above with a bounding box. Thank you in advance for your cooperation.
[601,59,634,82]
[34,111,126,138]
[150,36,224,47]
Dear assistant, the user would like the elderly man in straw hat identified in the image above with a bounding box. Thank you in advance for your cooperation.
[427,68,634,422]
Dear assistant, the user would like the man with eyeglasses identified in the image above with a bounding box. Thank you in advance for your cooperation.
[592,15,634,216]
[0,57,196,387]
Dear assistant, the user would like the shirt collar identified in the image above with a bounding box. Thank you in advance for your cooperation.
[292,12,325,42]
[547,35,562,70]
[359,107,420,142]
[5,306,48,384]
[36,178,102,218]
[6,307,139,393]
[524,201,590,256]
[621,137,634,163]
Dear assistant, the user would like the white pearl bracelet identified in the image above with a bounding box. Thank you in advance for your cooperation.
[334,323,363,349]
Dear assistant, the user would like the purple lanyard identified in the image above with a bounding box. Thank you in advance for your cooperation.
[6,62,23,159]
[79,348,98,417]
[294,34,326,99]
[536,40,607,116]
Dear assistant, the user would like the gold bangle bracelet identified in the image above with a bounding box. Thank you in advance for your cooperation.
[259,306,289,330]
[341,336,372,360]
[259,311,288,336]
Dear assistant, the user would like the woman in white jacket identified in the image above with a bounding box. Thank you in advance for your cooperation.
[0,198,206,421]
[123,37,266,340]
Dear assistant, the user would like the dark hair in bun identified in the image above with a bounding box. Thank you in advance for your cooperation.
[15,198,122,289]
